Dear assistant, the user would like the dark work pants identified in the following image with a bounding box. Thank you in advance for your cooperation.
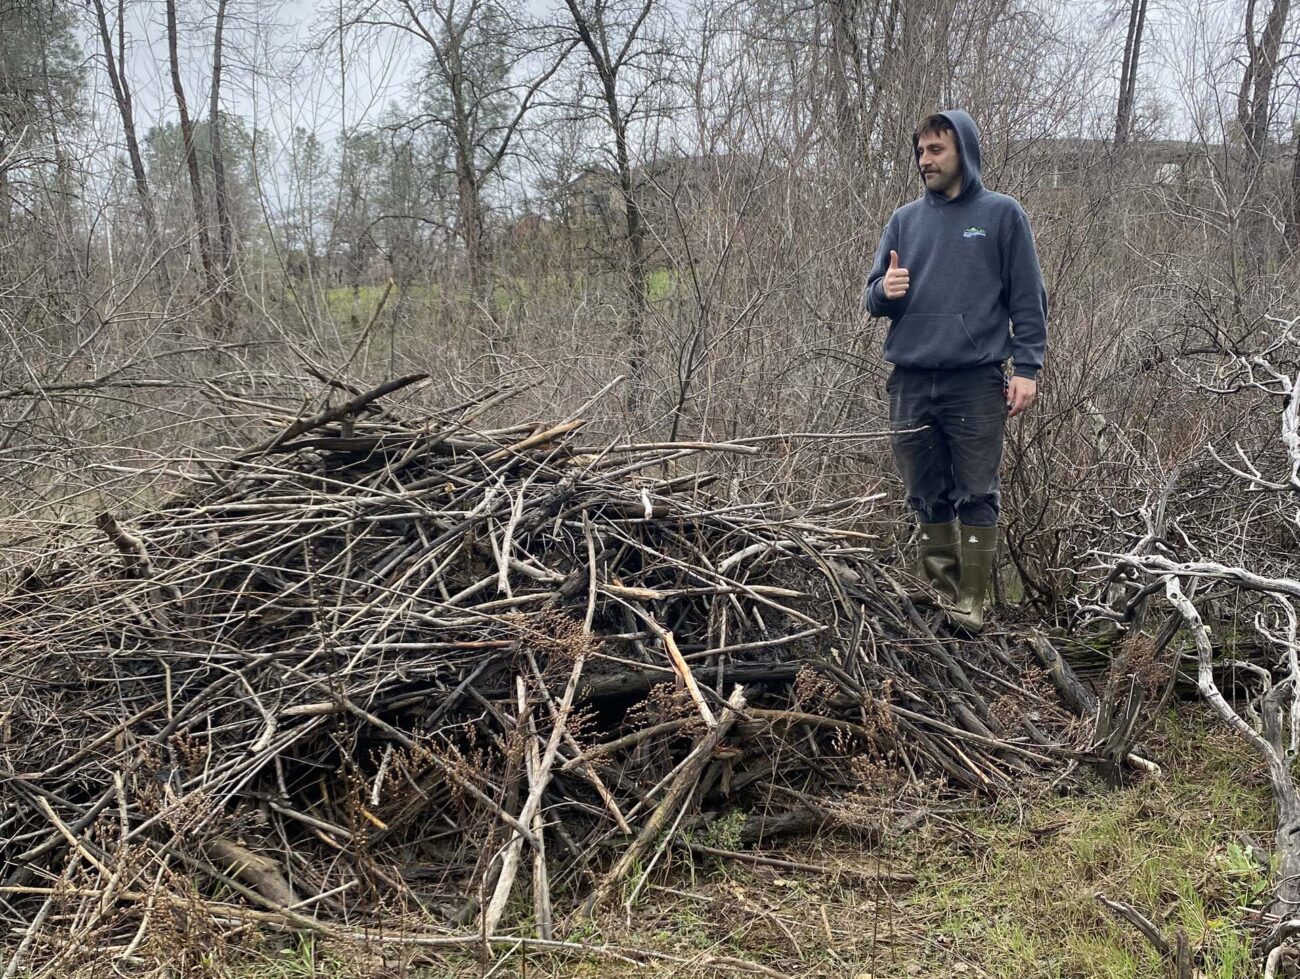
[886,364,1008,527]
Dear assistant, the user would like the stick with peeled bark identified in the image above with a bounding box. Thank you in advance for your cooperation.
[482,652,587,935]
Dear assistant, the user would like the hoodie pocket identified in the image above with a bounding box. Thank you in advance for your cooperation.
[889,313,980,365]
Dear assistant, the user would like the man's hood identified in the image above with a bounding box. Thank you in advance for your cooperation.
[913,109,983,205]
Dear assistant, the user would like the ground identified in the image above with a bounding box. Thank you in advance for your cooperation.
[194,707,1275,979]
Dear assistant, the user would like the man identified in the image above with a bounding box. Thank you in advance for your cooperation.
[864,110,1047,631]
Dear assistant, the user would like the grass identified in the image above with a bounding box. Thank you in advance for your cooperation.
[320,267,680,330]
[233,936,331,977]
[182,709,1281,978]
[896,709,1272,979]
[915,712,1268,977]
[646,267,676,302]
[323,284,438,326]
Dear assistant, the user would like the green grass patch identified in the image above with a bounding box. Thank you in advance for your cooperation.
[318,267,678,328]
[221,935,341,978]
[646,267,676,302]
[898,709,1272,978]
[323,283,440,326]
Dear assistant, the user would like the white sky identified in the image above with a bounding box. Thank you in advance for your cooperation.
[112,0,559,142]
[77,0,1294,188]
[110,0,406,139]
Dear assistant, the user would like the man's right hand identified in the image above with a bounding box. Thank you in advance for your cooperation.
[883,250,910,300]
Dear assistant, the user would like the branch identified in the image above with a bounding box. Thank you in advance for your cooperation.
[1113,554,1300,601]
[1095,892,1170,956]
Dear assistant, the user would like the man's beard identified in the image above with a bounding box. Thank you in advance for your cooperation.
[925,170,959,195]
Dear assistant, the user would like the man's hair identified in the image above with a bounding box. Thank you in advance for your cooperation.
[915,114,956,142]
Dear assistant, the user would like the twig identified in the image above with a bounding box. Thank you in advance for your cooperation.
[1095,892,1170,955]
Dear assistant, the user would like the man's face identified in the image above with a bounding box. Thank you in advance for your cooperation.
[917,128,962,199]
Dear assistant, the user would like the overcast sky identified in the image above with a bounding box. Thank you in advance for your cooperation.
[112,0,408,138]
[111,0,561,142]
[82,0,1287,176]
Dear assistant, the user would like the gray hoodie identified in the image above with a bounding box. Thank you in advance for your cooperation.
[863,110,1048,380]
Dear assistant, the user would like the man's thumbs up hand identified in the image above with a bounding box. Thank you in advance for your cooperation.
[883,249,909,300]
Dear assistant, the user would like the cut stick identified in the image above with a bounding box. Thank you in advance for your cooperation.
[625,605,717,729]
[481,651,587,935]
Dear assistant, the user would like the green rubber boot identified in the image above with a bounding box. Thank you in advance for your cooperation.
[947,524,997,632]
[912,521,960,605]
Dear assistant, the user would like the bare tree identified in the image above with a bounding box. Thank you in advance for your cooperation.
[1113,0,1149,146]
[165,0,220,329]
[1236,0,1293,160]
[825,0,868,157]
[347,0,570,301]
[89,0,171,291]
[1101,323,1300,964]
[560,0,673,411]
[1290,119,1300,246]
[210,0,237,327]
[0,0,83,267]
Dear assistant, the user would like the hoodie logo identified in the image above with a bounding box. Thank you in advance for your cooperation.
[962,227,987,238]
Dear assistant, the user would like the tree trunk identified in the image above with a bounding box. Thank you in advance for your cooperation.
[0,151,8,231]
[165,0,220,331]
[564,0,652,414]
[38,21,81,296]
[1248,0,1291,155]
[614,123,648,415]
[452,121,486,301]
[457,161,487,301]
[210,0,237,331]
[826,0,865,159]
[1114,0,1148,146]
[1237,0,1292,159]
[1236,0,1258,140]
[858,0,899,163]
[1263,700,1300,923]
[91,0,170,292]
[1114,0,1137,145]
[1289,121,1300,248]
[442,19,488,302]
[901,0,944,129]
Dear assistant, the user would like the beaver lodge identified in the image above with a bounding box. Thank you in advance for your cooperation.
[0,373,1093,973]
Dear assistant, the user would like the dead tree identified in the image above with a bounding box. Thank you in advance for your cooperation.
[561,0,668,414]
[1289,119,1300,247]
[348,0,570,294]
[344,0,570,351]
[825,0,868,159]
[1101,318,1300,964]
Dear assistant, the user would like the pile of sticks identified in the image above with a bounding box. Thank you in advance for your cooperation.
[0,374,1083,969]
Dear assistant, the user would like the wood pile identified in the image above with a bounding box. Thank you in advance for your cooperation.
[0,374,1086,971]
